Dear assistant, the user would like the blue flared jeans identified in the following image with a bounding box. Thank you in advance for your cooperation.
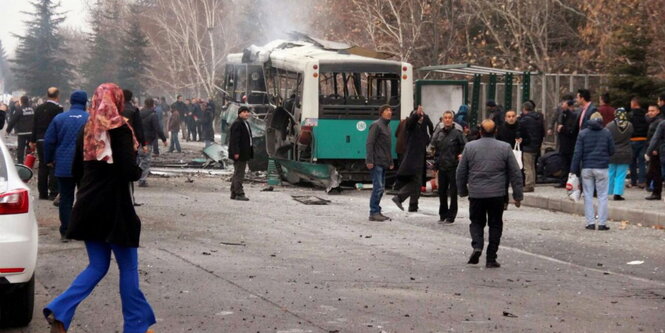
[44,241,155,333]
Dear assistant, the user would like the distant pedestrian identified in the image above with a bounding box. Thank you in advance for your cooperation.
[30,87,63,200]
[606,108,633,201]
[548,95,573,137]
[457,119,523,268]
[430,110,465,223]
[171,95,188,140]
[628,97,648,188]
[6,95,35,164]
[392,106,432,212]
[486,100,504,127]
[167,107,182,153]
[571,112,615,230]
[597,93,615,126]
[646,105,665,199]
[43,90,89,242]
[644,104,663,200]
[518,101,545,192]
[202,101,215,147]
[43,83,155,333]
[574,89,597,133]
[185,98,197,141]
[366,105,394,221]
[556,99,578,187]
[229,106,254,201]
[138,98,167,187]
[121,89,145,149]
[153,98,165,156]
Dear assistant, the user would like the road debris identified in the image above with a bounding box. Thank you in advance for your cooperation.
[626,260,644,265]
[502,311,518,318]
[291,195,331,205]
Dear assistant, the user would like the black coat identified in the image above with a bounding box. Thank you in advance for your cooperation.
[557,109,578,155]
[31,101,63,142]
[496,122,521,147]
[397,113,431,176]
[519,112,545,153]
[630,108,648,138]
[67,124,143,247]
[122,102,145,146]
[140,107,166,145]
[229,118,253,161]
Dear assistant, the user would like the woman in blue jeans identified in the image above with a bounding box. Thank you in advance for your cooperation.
[44,83,155,333]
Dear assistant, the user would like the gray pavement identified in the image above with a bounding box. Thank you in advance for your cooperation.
[522,183,665,228]
[3,172,664,333]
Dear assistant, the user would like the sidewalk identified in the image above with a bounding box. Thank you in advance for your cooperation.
[521,183,665,228]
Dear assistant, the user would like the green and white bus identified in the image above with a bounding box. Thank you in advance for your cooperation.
[224,38,413,188]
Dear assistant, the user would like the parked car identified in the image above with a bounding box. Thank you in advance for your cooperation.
[0,136,37,327]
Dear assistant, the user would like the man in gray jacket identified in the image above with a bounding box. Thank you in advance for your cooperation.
[366,105,394,221]
[457,119,523,268]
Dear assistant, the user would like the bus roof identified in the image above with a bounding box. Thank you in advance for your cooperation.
[226,40,407,73]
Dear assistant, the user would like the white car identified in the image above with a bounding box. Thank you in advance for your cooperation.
[0,137,38,328]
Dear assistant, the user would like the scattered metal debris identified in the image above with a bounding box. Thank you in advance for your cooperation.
[220,241,246,246]
[502,311,518,318]
[291,195,331,205]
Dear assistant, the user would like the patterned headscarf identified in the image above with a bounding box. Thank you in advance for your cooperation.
[614,107,629,130]
[83,83,138,163]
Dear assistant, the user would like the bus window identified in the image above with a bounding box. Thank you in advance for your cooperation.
[246,65,268,104]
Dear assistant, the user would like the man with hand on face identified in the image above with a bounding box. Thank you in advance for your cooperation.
[229,106,254,201]
[366,104,394,221]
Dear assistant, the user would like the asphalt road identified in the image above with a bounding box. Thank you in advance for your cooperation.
[4,175,665,333]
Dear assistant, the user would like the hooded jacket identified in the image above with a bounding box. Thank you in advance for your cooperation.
[571,118,615,174]
[44,91,89,177]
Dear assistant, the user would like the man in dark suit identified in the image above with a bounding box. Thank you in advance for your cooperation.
[574,89,597,134]
[229,106,254,201]
[30,87,63,200]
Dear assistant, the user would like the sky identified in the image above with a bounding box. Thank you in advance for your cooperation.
[0,0,89,57]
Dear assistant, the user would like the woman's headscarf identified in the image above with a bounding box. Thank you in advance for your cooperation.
[83,83,138,163]
[614,107,629,130]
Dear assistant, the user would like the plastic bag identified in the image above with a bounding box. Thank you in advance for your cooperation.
[513,143,523,169]
[566,173,581,201]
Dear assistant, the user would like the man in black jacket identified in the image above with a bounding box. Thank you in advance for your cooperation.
[171,95,188,140]
[556,99,578,187]
[645,105,663,200]
[366,104,394,222]
[30,87,63,200]
[229,106,254,201]
[122,89,145,148]
[138,98,167,187]
[430,110,466,223]
[518,101,545,192]
[6,95,35,164]
[629,97,649,188]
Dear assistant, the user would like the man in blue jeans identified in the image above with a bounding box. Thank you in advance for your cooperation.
[44,90,89,242]
[366,105,394,221]
[571,112,615,230]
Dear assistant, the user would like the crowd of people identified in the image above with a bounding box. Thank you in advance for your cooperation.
[365,89,665,267]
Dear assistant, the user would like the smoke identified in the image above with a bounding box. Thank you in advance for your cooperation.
[244,0,316,44]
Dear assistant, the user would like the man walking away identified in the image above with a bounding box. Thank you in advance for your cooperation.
[392,106,431,212]
[645,105,664,200]
[629,97,648,188]
[31,87,63,200]
[229,106,254,201]
[6,95,35,164]
[606,108,633,201]
[138,98,167,187]
[571,112,615,230]
[457,120,523,268]
[167,107,182,153]
[366,105,394,222]
[44,90,89,242]
[518,101,544,192]
[431,110,466,223]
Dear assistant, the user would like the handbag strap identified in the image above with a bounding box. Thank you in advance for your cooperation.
[513,142,521,151]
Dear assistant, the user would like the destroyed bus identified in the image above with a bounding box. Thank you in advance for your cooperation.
[222,37,413,190]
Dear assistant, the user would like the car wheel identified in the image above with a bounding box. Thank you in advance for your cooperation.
[0,274,35,328]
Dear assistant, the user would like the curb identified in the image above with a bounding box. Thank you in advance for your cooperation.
[521,194,665,229]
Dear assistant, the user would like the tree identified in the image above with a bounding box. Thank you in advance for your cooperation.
[11,0,72,96]
[606,1,656,109]
[82,0,123,93]
[0,40,13,93]
[117,5,150,98]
